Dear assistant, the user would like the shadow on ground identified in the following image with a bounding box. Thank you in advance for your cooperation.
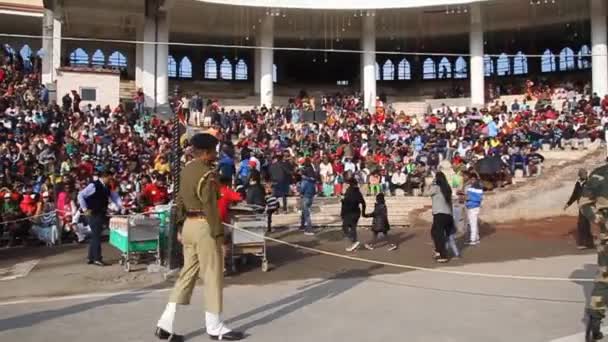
[0,283,168,332]
[185,265,383,340]
[226,215,592,287]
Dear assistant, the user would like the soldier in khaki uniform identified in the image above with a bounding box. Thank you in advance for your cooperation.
[155,133,244,341]
[579,163,608,341]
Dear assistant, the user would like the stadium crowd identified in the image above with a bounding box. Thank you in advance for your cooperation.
[208,85,608,201]
[0,45,174,246]
[1,42,607,248]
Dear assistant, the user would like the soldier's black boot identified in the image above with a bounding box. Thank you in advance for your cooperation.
[155,327,185,342]
[586,315,604,341]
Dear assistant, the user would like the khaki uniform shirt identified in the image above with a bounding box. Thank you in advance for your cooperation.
[175,159,223,238]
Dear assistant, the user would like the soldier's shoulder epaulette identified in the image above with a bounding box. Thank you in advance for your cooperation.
[201,169,216,182]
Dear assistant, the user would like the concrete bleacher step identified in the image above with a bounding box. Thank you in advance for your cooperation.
[273,195,431,227]
[119,80,136,100]
[392,101,427,115]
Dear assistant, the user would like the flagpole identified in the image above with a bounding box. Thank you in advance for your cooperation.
[167,107,183,270]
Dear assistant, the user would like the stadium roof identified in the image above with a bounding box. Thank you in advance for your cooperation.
[196,0,492,10]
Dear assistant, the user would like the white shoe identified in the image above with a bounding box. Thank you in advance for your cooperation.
[346,241,361,252]
[205,312,231,336]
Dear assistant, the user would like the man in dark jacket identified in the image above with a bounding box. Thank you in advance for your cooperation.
[564,168,594,249]
[269,154,292,213]
[77,171,122,266]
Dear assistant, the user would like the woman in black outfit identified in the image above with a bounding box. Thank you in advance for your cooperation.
[341,178,366,252]
[363,193,397,251]
[246,170,266,213]
[427,171,454,263]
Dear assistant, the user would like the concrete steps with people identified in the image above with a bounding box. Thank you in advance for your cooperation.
[479,145,605,223]
[416,144,604,224]
[391,101,427,116]
[270,196,430,228]
[119,80,137,101]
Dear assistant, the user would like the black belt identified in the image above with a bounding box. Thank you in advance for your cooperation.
[186,211,206,218]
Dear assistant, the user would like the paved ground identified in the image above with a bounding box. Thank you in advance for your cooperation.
[0,216,601,341]
[0,254,598,342]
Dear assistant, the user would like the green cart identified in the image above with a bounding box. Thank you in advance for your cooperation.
[109,215,161,272]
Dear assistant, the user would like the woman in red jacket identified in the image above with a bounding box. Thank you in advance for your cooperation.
[218,177,243,224]
[217,177,242,275]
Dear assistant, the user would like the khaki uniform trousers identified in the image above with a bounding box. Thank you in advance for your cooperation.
[169,217,224,315]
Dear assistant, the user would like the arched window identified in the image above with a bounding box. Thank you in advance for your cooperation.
[438,57,452,79]
[91,49,105,66]
[19,45,32,60]
[108,51,127,68]
[397,58,411,80]
[484,55,494,76]
[382,60,395,81]
[69,48,89,66]
[375,62,380,81]
[204,58,217,79]
[179,57,192,78]
[513,51,528,75]
[578,45,591,69]
[559,47,575,71]
[422,58,436,80]
[220,58,233,80]
[273,63,277,83]
[235,59,248,80]
[541,49,556,73]
[453,57,467,79]
[496,53,510,76]
[168,55,177,78]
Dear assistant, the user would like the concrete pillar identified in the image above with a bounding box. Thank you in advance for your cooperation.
[41,8,61,85]
[591,0,608,96]
[259,16,274,107]
[156,12,169,107]
[135,27,144,89]
[361,13,376,111]
[142,10,169,110]
[254,48,261,94]
[469,2,485,107]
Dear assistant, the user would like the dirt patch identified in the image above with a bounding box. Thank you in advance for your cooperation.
[495,216,580,240]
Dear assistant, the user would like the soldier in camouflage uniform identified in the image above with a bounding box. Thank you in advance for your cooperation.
[579,163,608,341]
[155,133,244,341]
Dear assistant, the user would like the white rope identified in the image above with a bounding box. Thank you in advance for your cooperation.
[223,221,597,283]
[0,197,594,283]
[0,32,605,59]
[0,207,168,225]
[0,211,56,225]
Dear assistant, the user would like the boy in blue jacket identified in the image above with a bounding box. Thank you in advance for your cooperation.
[465,173,484,245]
